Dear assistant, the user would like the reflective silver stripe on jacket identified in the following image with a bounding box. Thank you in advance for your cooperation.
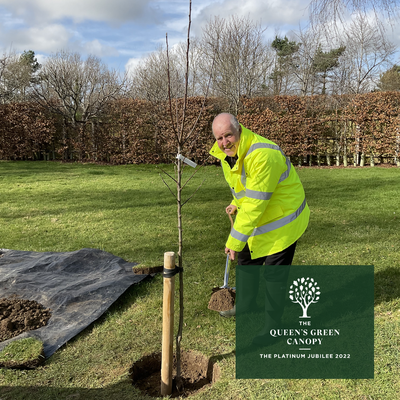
[230,187,246,199]
[241,164,246,186]
[246,143,282,157]
[246,189,273,200]
[251,198,307,237]
[241,143,291,188]
[229,198,307,243]
[230,227,250,243]
[278,157,292,184]
[231,187,272,201]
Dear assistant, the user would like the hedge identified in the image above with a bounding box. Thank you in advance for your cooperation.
[1,93,399,166]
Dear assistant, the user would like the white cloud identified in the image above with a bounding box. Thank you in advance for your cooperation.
[84,40,119,58]
[125,57,142,75]
[0,0,158,24]
[1,23,71,53]
[194,0,309,29]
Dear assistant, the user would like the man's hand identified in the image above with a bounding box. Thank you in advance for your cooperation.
[225,248,236,261]
[225,205,237,260]
[226,204,237,215]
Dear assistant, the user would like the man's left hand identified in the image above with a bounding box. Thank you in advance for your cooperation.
[225,248,236,261]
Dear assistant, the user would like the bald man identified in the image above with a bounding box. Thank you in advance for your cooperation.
[210,113,310,344]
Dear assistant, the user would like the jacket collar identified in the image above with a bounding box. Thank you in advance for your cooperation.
[209,124,253,168]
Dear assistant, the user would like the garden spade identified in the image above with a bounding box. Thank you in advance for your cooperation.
[221,253,231,289]
[208,253,236,311]
[208,213,236,312]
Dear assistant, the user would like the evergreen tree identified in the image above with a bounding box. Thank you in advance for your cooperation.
[270,36,300,95]
[313,45,346,94]
[377,65,400,91]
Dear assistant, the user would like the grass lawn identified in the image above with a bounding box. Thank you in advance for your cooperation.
[0,161,399,399]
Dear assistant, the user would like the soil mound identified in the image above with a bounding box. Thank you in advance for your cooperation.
[208,288,236,311]
[0,296,51,342]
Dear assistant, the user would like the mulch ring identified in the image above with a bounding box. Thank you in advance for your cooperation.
[0,295,52,342]
[130,350,220,398]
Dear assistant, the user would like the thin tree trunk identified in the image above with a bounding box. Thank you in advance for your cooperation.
[175,147,184,393]
[360,152,365,167]
[343,134,348,167]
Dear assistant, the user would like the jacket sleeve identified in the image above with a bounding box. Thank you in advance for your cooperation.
[225,149,286,252]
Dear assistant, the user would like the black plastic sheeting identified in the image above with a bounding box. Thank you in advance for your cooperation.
[0,248,147,357]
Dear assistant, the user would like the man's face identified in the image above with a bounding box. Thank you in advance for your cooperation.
[213,122,241,157]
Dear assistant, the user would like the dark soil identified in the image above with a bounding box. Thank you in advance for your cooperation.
[0,295,52,342]
[208,288,236,311]
[130,350,220,398]
[132,266,163,275]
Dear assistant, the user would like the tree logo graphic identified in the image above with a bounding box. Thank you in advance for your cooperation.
[289,277,320,318]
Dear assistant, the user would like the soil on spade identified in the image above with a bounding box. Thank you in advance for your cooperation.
[0,295,52,342]
[130,350,221,398]
[208,288,236,312]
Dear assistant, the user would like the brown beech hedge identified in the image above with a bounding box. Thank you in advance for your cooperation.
[1,93,399,166]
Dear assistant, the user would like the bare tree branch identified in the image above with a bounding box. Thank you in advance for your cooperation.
[156,165,177,183]
[182,178,206,207]
[158,173,177,200]
[166,34,179,143]
[309,0,399,27]
[181,163,205,190]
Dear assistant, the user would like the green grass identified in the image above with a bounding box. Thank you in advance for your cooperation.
[0,338,44,368]
[0,161,399,399]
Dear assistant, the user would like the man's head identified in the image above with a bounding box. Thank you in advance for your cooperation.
[212,113,242,157]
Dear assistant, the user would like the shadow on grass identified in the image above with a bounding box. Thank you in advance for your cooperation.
[0,381,149,400]
[374,267,400,306]
[0,349,233,400]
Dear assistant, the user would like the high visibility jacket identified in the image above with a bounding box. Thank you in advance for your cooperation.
[210,125,310,259]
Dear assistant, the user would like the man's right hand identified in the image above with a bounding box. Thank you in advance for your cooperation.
[226,205,237,215]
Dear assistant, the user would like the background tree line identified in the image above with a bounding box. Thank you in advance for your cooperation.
[1,13,398,107]
[1,12,400,166]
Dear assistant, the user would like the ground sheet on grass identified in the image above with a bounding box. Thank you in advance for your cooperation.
[0,248,145,357]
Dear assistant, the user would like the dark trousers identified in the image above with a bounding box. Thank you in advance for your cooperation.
[236,242,297,311]
[238,241,296,280]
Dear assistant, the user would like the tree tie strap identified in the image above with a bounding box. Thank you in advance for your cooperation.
[163,266,183,278]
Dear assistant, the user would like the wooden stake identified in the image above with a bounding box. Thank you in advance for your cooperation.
[161,251,175,396]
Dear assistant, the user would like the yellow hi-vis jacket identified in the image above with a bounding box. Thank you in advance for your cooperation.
[210,125,310,259]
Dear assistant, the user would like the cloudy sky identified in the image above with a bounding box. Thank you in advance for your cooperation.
[0,0,398,74]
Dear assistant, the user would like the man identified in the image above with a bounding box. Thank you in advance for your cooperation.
[210,113,310,344]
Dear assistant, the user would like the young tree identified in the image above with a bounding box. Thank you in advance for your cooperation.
[157,1,214,394]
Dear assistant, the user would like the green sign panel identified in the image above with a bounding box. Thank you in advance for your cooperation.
[236,265,374,379]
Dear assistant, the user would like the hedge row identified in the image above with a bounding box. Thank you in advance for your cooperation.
[1,93,400,166]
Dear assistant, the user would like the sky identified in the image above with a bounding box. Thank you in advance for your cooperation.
[0,0,398,74]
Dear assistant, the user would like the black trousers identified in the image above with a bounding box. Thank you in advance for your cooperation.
[237,241,297,281]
